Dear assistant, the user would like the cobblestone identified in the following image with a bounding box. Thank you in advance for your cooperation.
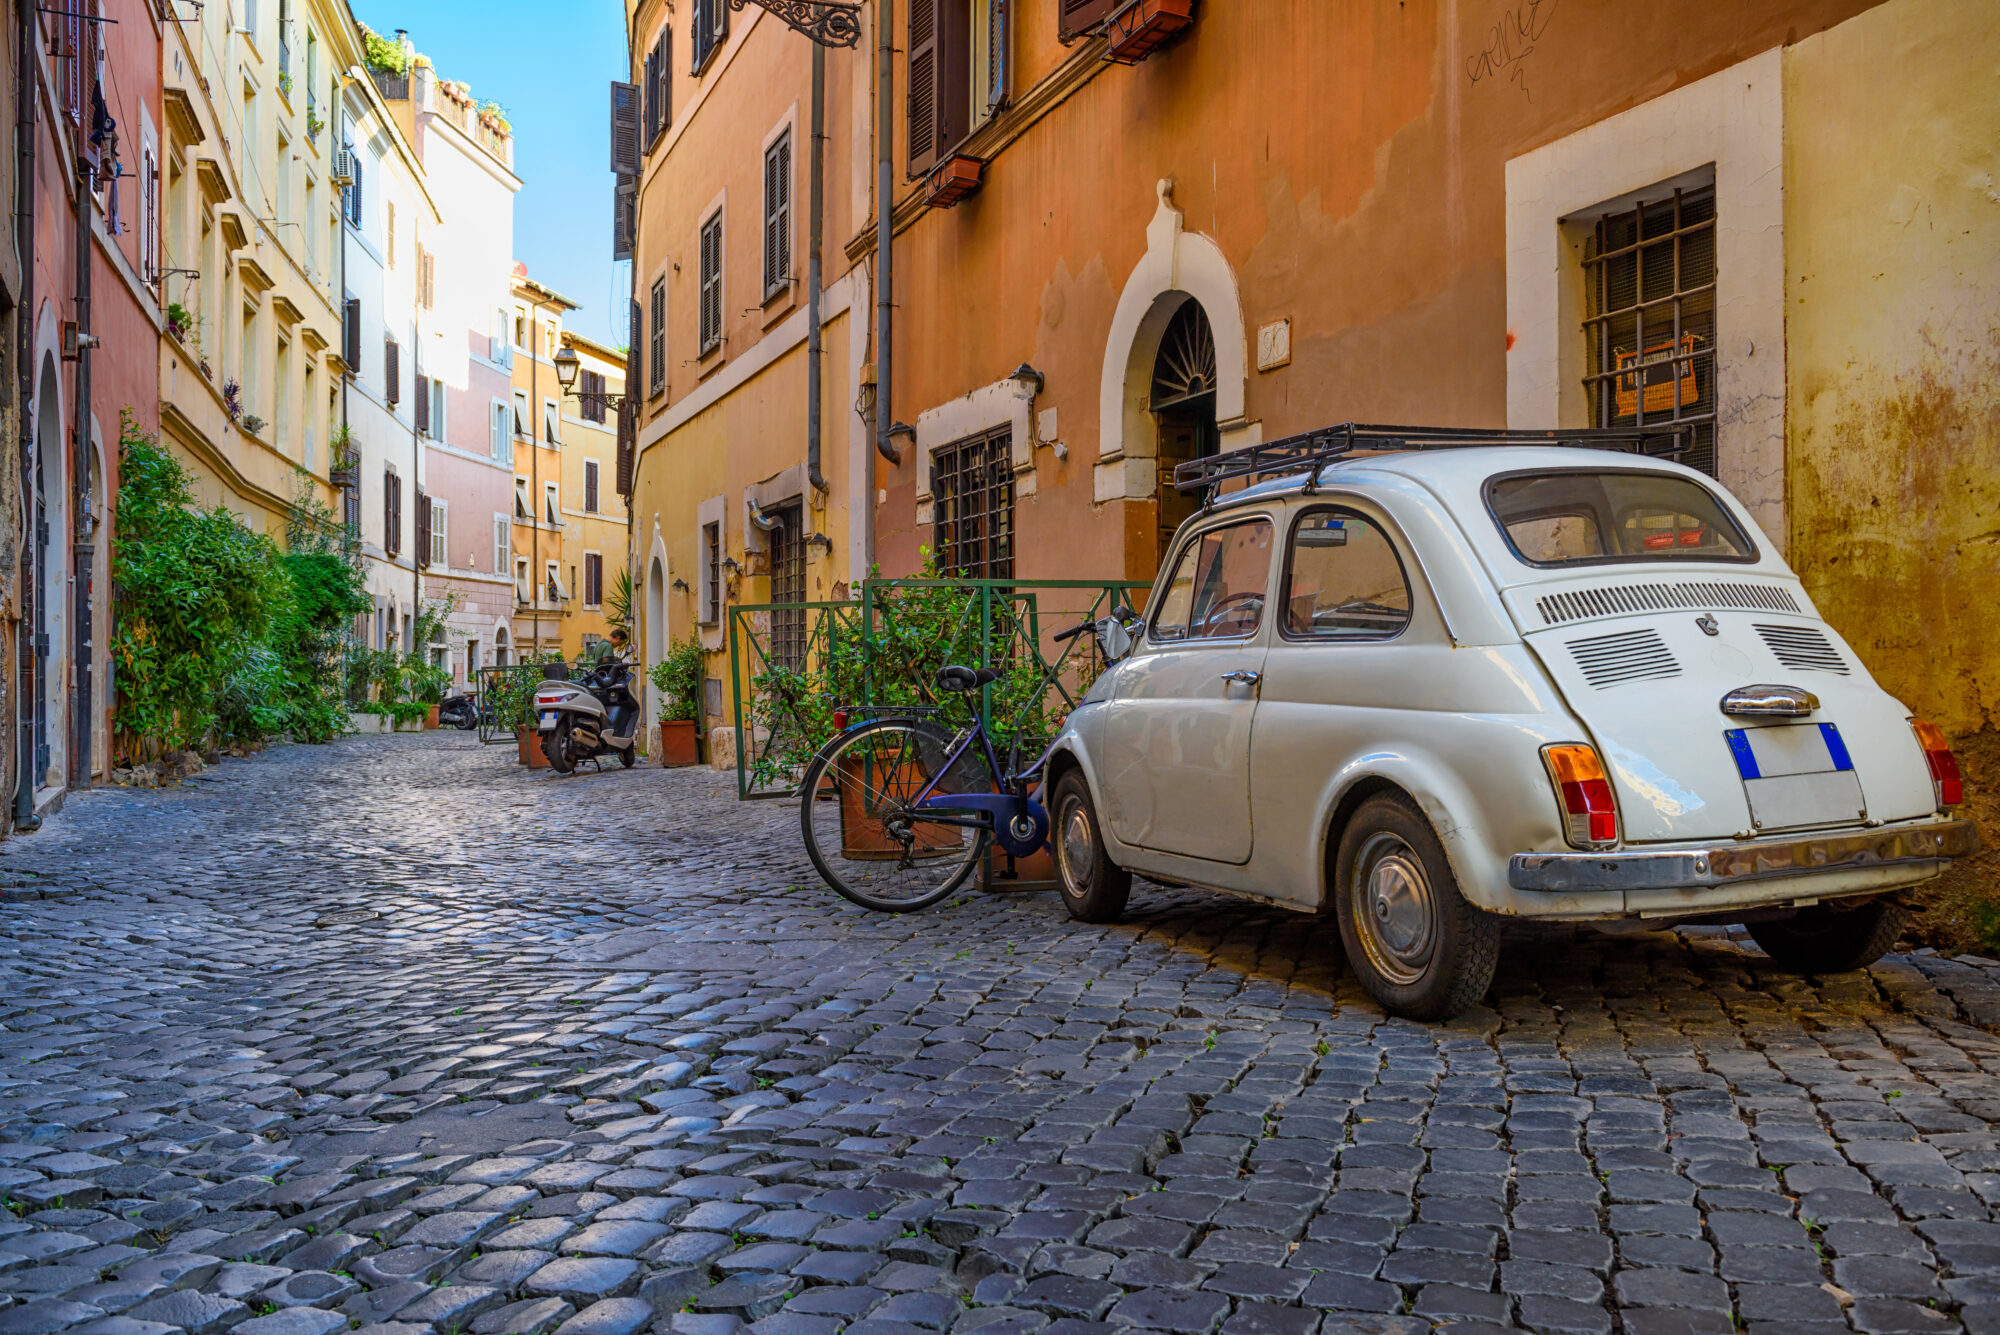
[0,737,1998,1333]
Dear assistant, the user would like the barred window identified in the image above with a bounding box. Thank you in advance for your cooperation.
[1583,182,1718,476]
[932,428,1014,580]
[768,500,806,668]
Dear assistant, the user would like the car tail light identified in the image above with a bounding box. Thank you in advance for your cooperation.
[1542,744,1619,848]
[1910,720,1964,808]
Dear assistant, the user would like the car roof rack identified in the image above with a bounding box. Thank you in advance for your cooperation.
[1173,422,1691,498]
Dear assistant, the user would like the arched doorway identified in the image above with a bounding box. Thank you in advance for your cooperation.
[645,555,666,729]
[1151,297,1219,565]
[33,358,67,791]
[495,626,511,667]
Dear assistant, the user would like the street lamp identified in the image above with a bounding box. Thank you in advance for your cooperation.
[553,345,582,393]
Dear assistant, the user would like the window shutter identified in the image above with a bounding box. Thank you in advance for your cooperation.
[764,134,791,295]
[584,460,599,513]
[384,337,399,405]
[655,30,672,133]
[699,217,721,353]
[415,374,430,434]
[494,514,509,572]
[610,79,640,172]
[1059,0,1118,40]
[641,51,659,142]
[616,396,637,496]
[343,298,361,370]
[652,278,669,386]
[415,491,431,568]
[382,470,395,556]
[613,175,636,261]
[907,0,941,178]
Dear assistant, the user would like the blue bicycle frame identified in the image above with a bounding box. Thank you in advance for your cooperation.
[835,716,1055,858]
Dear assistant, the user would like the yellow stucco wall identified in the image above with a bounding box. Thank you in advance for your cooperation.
[1784,0,2000,919]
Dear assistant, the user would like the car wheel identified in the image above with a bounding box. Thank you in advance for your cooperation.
[1334,793,1499,1020]
[1052,769,1131,923]
[1746,900,1906,974]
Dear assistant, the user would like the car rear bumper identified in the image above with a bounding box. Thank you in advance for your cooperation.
[1508,817,1978,894]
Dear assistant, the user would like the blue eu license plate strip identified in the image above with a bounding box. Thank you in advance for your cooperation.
[1725,723,1854,780]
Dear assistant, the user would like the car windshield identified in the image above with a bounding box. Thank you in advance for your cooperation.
[1486,469,1756,567]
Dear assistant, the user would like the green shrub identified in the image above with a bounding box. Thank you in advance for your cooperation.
[649,639,705,723]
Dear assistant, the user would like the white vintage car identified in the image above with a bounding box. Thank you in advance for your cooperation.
[1042,427,1977,1019]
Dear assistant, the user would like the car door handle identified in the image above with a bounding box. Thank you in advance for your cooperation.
[1221,670,1262,687]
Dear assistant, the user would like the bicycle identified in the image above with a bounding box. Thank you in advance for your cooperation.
[797,617,1114,913]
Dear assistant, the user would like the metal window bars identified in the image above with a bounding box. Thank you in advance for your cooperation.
[1171,422,1691,501]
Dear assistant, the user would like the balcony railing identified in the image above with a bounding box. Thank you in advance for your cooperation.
[370,68,411,101]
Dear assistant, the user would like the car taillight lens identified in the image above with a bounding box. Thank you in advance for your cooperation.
[1542,744,1619,848]
[1911,720,1964,808]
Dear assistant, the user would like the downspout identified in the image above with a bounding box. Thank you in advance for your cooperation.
[71,110,93,788]
[874,0,897,468]
[410,311,420,637]
[804,40,826,494]
[15,0,39,828]
[528,297,541,657]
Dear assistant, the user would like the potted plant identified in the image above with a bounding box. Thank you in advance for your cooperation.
[401,660,451,728]
[165,302,193,343]
[327,425,357,487]
[649,639,705,767]
[222,379,243,422]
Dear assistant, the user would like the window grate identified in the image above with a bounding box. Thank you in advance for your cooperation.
[704,521,722,624]
[769,500,807,669]
[933,429,1015,580]
[1583,184,1718,477]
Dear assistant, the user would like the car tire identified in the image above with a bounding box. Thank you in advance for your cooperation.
[1746,900,1906,974]
[1052,769,1131,923]
[1334,792,1499,1020]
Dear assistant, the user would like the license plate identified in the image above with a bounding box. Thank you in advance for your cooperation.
[1726,723,1866,832]
[539,711,557,730]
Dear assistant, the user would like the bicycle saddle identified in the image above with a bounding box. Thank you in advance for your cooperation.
[936,665,1002,693]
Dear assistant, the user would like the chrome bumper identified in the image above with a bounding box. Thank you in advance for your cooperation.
[1509,817,1979,894]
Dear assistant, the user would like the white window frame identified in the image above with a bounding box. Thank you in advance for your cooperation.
[545,559,566,602]
[543,398,560,447]
[514,556,532,603]
[427,378,447,441]
[428,497,448,569]
[514,475,532,520]
[513,389,530,439]
[490,399,510,461]
[544,480,561,526]
[492,512,509,572]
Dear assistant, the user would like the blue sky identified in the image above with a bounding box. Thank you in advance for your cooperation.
[353,0,629,346]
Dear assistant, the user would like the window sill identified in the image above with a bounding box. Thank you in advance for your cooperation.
[761,285,796,328]
[696,345,726,379]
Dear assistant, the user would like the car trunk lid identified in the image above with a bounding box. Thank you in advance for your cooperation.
[1515,599,1933,843]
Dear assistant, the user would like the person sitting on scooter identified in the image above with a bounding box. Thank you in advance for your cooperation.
[583,627,629,672]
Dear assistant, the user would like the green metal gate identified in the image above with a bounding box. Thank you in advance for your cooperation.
[727,577,1148,800]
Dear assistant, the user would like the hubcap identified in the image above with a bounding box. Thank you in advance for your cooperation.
[1353,833,1437,986]
[1060,801,1093,890]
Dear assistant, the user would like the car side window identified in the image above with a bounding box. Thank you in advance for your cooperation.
[1283,509,1412,640]
[1151,519,1273,642]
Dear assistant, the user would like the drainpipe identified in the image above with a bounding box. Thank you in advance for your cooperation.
[410,311,420,638]
[804,40,826,495]
[71,131,94,788]
[874,0,897,469]
[15,0,39,829]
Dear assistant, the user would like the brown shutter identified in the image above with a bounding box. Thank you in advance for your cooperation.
[584,460,599,513]
[641,51,659,141]
[1059,0,1119,40]
[385,338,400,406]
[613,175,636,261]
[343,298,361,370]
[654,29,672,134]
[383,470,395,556]
[415,491,431,568]
[907,0,940,178]
[415,374,430,434]
[609,80,640,173]
[615,396,637,497]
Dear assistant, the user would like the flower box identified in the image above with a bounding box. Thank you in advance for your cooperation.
[658,719,700,767]
[924,155,985,208]
[1104,0,1196,64]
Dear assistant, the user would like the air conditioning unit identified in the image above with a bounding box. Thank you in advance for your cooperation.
[330,148,354,187]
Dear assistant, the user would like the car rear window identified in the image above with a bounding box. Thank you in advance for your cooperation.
[1485,469,1756,567]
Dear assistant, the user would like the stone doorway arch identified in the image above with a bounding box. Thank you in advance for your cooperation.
[1096,180,1255,576]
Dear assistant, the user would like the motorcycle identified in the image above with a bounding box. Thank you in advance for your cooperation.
[534,659,641,773]
[437,690,480,731]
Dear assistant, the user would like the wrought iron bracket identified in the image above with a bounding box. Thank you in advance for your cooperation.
[726,0,862,48]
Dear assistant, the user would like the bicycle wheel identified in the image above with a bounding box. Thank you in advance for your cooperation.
[800,718,988,912]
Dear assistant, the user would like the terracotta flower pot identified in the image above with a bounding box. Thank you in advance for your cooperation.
[424,704,440,730]
[517,727,551,769]
[658,719,700,767]
[834,755,967,860]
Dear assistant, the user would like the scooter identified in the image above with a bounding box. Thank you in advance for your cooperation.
[437,691,479,730]
[534,659,641,773]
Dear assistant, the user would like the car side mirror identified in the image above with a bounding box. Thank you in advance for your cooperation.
[1096,604,1141,663]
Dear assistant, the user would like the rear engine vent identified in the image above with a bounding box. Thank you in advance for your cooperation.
[1568,628,1681,688]
[1755,623,1849,675]
[1536,580,1801,626]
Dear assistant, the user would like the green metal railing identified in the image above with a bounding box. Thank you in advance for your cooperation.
[727,577,1149,800]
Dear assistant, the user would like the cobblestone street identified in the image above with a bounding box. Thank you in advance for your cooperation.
[4,735,2000,1335]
